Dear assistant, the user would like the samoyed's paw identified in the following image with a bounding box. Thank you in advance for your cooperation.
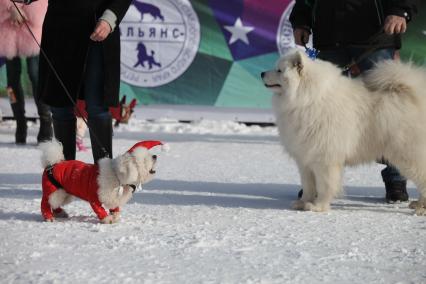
[409,199,426,215]
[414,208,426,216]
[292,200,305,210]
[409,201,419,209]
[304,202,330,212]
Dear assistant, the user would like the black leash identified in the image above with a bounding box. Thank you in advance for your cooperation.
[45,165,63,189]
[341,29,389,74]
[11,1,109,158]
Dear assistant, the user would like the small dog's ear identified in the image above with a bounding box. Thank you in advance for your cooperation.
[291,50,304,75]
[113,155,129,180]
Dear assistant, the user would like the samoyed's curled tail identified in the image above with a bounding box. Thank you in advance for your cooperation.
[363,60,425,95]
[39,140,65,168]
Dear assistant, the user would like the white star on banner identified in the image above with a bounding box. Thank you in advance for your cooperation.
[224,18,254,45]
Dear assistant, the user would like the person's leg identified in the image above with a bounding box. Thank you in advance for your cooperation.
[354,48,395,72]
[84,42,112,163]
[354,47,408,202]
[50,107,76,160]
[6,57,27,144]
[26,56,53,143]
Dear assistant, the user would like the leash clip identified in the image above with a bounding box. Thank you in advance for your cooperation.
[304,45,319,60]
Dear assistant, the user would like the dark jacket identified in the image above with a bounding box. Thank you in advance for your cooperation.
[289,0,418,50]
[37,0,132,107]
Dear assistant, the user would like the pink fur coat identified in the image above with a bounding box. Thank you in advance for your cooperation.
[0,0,47,58]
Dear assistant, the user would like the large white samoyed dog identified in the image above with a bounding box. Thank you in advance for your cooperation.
[262,49,426,215]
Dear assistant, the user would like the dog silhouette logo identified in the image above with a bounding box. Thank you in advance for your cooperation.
[134,42,162,69]
[120,0,200,87]
[132,1,164,22]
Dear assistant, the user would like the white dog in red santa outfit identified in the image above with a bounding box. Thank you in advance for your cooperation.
[39,140,165,223]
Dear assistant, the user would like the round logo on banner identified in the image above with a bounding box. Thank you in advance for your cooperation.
[276,1,296,56]
[276,1,313,56]
[120,0,200,87]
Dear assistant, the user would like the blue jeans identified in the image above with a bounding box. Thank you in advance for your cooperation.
[318,47,406,183]
[318,47,395,74]
[50,43,110,121]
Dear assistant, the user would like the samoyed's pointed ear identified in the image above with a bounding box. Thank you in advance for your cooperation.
[290,50,304,75]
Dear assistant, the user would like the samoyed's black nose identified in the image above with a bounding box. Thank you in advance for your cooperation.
[152,155,157,160]
[261,72,265,78]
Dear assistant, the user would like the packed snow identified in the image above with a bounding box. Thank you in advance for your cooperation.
[0,118,425,283]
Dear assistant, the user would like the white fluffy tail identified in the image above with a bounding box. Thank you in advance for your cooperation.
[39,140,65,168]
[363,60,418,95]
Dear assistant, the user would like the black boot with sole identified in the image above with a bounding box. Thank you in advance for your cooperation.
[88,116,113,164]
[53,119,76,160]
[11,102,27,144]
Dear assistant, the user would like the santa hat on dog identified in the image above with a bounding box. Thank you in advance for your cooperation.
[127,140,169,153]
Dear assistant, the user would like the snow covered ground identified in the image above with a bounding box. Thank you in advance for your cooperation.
[0,118,425,284]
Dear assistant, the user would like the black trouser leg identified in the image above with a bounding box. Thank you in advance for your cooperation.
[10,102,27,144]
[6,58,27,144]
[88,116,113,163]
[26,56,53,143]
[53,119,76,160]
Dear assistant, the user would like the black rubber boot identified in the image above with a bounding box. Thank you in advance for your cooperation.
[6,59,27,144]
[88,116,113,164]
[53,119,76,160]
[381,164,408,203]
[385,180,409,203]
[36,103,53,143]
[38,116,53,143]
[11,102,27,144]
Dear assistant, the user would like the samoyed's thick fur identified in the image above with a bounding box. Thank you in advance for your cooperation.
[262,49,426,215]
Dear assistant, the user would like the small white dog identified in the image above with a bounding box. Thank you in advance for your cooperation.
[39,140,164,223]
[262,49,426,215]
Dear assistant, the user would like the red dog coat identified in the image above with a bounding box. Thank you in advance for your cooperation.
[41,160,118,221]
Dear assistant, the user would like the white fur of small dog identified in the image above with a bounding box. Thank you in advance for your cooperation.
[40,141,157,223]
[262,49,426,214]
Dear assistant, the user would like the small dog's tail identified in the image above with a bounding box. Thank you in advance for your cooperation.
[39,140,65,168]
[363,60,417,95]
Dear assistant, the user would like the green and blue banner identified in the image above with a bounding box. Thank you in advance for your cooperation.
[118,0,426,108]
[1,0,425,109]
[119,0,294,108]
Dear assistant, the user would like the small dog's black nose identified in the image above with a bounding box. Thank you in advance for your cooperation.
[261,72,265,78]
[152,155,157,160]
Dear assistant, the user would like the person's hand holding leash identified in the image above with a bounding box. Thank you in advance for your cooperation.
[90,20,112,42]
[384,15,407,35]
[293,28,310,46]
[9,5,26,26]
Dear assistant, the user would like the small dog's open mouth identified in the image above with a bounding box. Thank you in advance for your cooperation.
[265,83,281,88]
[129,184,136,192]
[150,157,157,174]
